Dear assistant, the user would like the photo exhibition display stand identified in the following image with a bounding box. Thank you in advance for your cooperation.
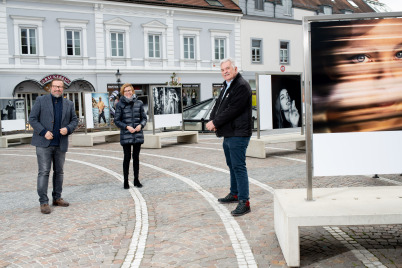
[143,86,198,149]
[246,73,305,158]
[274,12,402,267]
[0,98,32,148]
[71,92,119,147]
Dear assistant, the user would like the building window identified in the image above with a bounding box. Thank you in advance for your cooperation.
[205,0,223,7]
[251,39,262,63]
[21,28,37,55]
[111,32,124,57]
[280,41,289,64]
[323,6,333,14]
[283,0,292,16]
[215,38,225,60]
[184,36,195,59]
[148,34,161,58]
[255,0,264,10]
[210,29,231,62]
[66,30,81,56]
[347,0,358,8]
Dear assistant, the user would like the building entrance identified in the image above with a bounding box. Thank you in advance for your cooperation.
[13,78,95,128]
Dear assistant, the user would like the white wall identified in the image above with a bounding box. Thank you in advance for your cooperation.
[240,19,303,74]
[293,8,316,21]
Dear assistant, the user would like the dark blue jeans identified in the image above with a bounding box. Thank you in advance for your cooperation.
[36,146,66,205]
[223,136,251,201]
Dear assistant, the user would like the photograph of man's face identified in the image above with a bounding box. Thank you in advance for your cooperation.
[311,18,402,133]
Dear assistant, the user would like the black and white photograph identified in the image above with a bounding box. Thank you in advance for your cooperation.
[163,87,181,114]
[138,95,149,116]
[0,99,25,121]
[153,87,165,115]
[1,99,16,120]
[0,98,26,131]
[271,75,302,129]
[152,86,183,129]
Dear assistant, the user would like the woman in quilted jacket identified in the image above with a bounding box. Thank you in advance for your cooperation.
[114,83,147,189]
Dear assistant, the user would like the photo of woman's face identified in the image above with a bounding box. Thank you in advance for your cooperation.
[279,89,291,111]
[311,18,402,133]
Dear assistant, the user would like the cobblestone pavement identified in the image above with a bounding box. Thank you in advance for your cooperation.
[0,129,401,267]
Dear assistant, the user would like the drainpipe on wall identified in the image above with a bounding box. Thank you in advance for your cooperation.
[245,0,248,15]
[273,0,276,18]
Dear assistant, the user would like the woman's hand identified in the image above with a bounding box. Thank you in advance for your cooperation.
[127,126,135,133]
[289,100,300,127]
[134,125,142,132]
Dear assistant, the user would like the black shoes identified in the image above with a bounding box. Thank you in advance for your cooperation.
[124,178,142,188]
[231,200,251,217]
[124,179,129,189]
[134,179,143,188]
[218,193,238,203]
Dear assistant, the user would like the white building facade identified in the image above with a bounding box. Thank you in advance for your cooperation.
[0,0,242,121]
[238,0,375,90]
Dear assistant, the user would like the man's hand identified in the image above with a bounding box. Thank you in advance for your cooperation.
[45,131,54,140]
[289,100,300,128]
[60,127,68,136]
[206,120,216,131]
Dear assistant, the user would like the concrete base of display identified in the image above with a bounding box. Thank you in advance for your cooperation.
[0,133,32,148]
[72,131,120,146]
[246,133,305,158]
[274,186,402,267]
[143,131,198,149]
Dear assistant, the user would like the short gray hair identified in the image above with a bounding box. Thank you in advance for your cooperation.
[220,57,236,69]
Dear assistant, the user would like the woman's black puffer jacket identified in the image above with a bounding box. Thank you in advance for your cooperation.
[114,95,147,145]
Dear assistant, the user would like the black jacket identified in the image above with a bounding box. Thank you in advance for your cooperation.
[114,96,147,145]
[209,73,252,137]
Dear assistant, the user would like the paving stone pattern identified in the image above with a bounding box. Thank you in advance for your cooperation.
[0,129,401,267]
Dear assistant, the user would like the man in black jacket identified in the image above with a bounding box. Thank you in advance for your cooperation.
[206,58,252,216]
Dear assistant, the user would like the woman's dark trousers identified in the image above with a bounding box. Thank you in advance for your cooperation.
[123,143,141,187]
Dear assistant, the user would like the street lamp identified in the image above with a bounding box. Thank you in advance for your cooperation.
[115,69,121,90]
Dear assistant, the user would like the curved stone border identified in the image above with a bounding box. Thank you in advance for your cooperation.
[0,152,148,268]
[69,149,258,267]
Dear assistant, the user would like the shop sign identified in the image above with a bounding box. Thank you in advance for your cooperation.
[212,83,223,87]
[182,84,199,88]
[40,74,71,86]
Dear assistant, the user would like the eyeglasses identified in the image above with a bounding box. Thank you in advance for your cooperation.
[124,89,133,93]
[52,85,64,89]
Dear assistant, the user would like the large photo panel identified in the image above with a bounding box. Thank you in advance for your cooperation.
[0,98,25,132]
[257,74,302,130]
[84,93,110,129]
[271,75,302,129]
[310,17,402,176]
[152,86,182,129]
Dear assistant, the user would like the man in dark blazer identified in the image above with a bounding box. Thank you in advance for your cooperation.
[29,78,78,214]
[206,58,253,216]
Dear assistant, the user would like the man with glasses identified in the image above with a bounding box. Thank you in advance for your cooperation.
[29,79,78,214]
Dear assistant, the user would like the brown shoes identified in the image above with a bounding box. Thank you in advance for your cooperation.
[53,198,70,207]
[40,204,51,214]
[40,199,69,214]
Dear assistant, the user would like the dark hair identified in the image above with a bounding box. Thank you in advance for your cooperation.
[274,91,285,128]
